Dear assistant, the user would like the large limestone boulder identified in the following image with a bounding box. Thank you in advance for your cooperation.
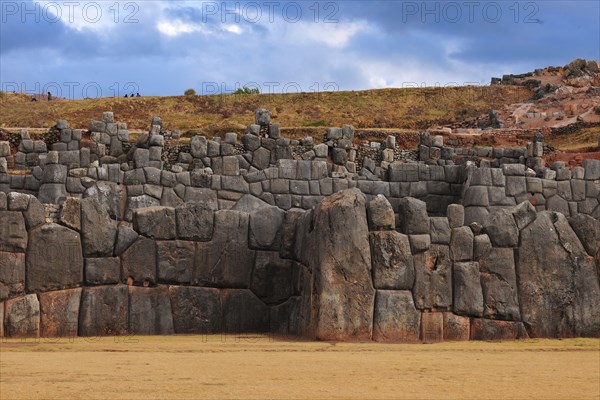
[84,181,127,220]
[373,290,420,342]
[121,236,156,284]
[470,319,528,340]
[452,262,483,317]
[369,231,414,290]
[397,197,429,234]
[0,251,25,301]
[248,206,285,250]
[250,251,294,304]
[81,197,117,257]
[156,240,195,284]
[270,296,302,336]
[568,214,600,257]
[133,206,176,240]
[175,203,214,241]
[220,289,270,333]
[484,208,519,247]
[193,210,255,288]
[303,189,375,341]
[26,223,83,292]
[79,285,129,336]
[168,286,222,334]
[413,244,452,310]
[517,211,600,337]
[39,288,82,337]
[479,248,520,320]
[128,286,174,335]
[4,294,40,337]
[367,195,395,230]
[443,313,470,341]
[0,211,27,253]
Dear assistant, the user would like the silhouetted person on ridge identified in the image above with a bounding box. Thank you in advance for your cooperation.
[124,94,128,98]
[47,92,52,101]
[136,93,141,97]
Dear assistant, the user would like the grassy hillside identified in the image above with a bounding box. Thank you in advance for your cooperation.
[0,86,530,137]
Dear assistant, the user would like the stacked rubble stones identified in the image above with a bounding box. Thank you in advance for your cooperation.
[1,110,599,341]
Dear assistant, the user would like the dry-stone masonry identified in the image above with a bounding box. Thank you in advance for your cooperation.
[0,110,599,341]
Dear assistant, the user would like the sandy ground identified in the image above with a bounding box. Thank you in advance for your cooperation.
[1,336,599,400]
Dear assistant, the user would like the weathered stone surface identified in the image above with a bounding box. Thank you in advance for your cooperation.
[568,214,600,256]
[26,223,83,292]
[484,208,519,247]
[447,204,464,228]
[0,251,25,301]
[409,234,431,254]
[81,197,117,257]
[470,319,529,340]
[23,196,44,229]
[85,257,120,285]
[413,245,452,310]
[231,194,270,212]
[183,187,218,209]
[128,286,174,335]
[443,312,470,341]
[511,201,536,230]
[175,203,214,241]
[373,290,420,342]
[473,234,492,260]
[5,294,40,337]
[250,251,294,304]
[279,209,304,260]
[480,248,520,321]
[397,197,430,234]
[303,189,375,341]
[43,164,67,183]
[270,296,301,336]
[369,231,414,290]
[453,262,483,317]
[169,286,222,333]
[114,222,138,256]
[59,197,81,231]
[121,236,156,284]
[450,226,473,261]
[157,240,195,284]
[190,136,207,158]
[85,181,127,220]
[133,206,176,240]
[249,206,285,250]
[583,159,600,180]
[367,195,395,230]
[430,217,451,244]
[221,289,269,333]
[194,211,255,288]
[39,288,82,337]
[420,312,444,342]
[79,285,129,336]
[517,211,600,337]
[0,211,27,252]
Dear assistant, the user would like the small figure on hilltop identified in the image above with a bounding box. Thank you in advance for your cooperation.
[136,92,141,97]
[124,94,128,98]
[47,91,52,101]
[31,96,37,102]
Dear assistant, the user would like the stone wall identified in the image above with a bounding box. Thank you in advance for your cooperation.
[1,110,599,341]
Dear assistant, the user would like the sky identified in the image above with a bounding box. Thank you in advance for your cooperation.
[1,0,598,98]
